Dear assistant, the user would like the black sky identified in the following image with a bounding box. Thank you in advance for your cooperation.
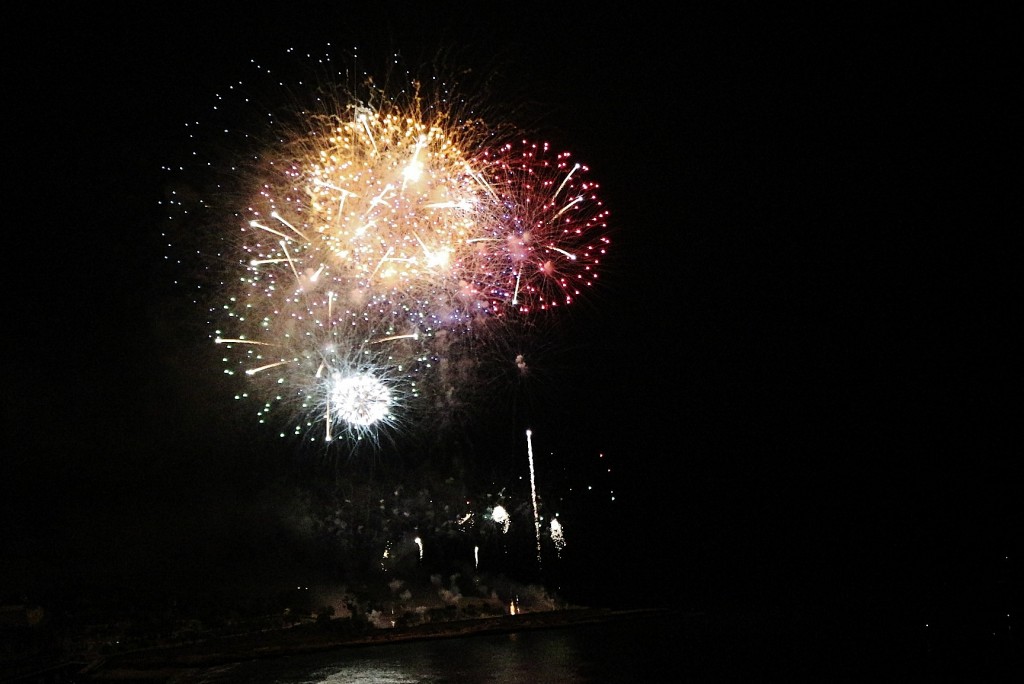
[4,5,1014,628]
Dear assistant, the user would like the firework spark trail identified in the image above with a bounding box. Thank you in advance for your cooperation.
[526,429,542,568]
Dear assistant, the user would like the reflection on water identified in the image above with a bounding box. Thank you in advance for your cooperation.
[176,614,678,684]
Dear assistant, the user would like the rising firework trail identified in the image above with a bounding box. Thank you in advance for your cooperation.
[526,428,542,568]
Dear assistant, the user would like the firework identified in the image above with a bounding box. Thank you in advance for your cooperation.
[491,505,511,534]
[165,47,612,449]
[550,516,565,556]
[241,101,499,332]
[526,429,542,567]
[474,140,611,314]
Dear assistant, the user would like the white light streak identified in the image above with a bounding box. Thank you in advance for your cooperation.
[526,429,541,567]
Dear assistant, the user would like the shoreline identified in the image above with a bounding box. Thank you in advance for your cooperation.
[78,606,674,680]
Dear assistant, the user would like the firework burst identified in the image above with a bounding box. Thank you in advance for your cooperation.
[474,140,611,314]
[163,46,612,450]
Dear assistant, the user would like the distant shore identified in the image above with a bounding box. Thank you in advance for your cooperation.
[79,606,673,681]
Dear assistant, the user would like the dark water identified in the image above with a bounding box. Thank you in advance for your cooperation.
[168,610,1018,683]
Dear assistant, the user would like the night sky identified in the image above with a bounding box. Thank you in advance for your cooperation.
[4,4,1013,638]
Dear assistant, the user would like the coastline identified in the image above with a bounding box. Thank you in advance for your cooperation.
[78,606,674,681]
